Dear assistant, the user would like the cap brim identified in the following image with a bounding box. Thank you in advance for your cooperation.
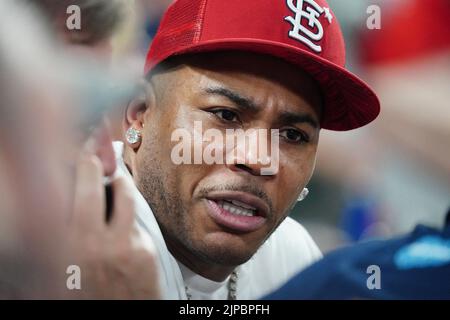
[149,38,380,131]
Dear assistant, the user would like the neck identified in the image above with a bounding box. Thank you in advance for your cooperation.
[165,237,235,282]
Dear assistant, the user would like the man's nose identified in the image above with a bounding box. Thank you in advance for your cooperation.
[224,130,278,176]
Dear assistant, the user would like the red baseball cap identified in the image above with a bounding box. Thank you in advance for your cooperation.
[144,0,380,131]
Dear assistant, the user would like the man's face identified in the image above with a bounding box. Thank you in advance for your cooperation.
[132,52,322,270]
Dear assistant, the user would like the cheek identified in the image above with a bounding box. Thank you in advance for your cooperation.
[275,147,317,204]
[155,116,211,204]
[166,110,211,194]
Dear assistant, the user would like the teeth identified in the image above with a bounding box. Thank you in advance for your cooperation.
[230,200,256,210]
[223,203,231,211]
[217,200,255,217]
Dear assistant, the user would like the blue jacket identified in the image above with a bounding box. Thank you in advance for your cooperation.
[264,212,450,300]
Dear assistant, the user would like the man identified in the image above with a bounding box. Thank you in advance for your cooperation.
[117,0,380,299]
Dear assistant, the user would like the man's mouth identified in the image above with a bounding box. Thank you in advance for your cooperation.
[216,199,257,217]
[204,192,269,233]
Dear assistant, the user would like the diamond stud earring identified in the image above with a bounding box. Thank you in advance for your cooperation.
[125,127,141,145]
[297,188,309,202]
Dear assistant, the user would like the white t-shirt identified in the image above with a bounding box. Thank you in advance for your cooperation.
[114,142,322,299]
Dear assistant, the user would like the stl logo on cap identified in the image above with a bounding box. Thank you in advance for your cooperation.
[285,0,333,53]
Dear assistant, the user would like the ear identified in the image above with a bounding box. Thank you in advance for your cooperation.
[123,95,147,133]
[123,82,157,149]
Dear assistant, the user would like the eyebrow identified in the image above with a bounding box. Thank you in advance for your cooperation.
[203,86,319,129]
[203,86,260,113]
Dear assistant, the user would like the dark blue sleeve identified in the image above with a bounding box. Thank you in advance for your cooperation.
[263,225,450,300]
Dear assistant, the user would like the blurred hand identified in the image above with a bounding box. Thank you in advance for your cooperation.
[67,153,160,299]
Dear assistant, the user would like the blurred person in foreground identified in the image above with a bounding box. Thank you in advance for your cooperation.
[27,0,131,141]
[27,0,125,61]
[0,0,159,299]
[116,0,380,299]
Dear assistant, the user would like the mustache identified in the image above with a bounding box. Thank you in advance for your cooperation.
[198,183,274,215]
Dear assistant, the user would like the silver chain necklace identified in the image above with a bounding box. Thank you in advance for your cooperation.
[185,270,238,300]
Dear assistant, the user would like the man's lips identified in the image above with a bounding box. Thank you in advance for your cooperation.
[205,191,270,218]
[204,191,270,233]
[205,200,266,233]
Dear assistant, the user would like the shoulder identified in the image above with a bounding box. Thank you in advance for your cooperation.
[239,217,322,298]
[266,217,323,263]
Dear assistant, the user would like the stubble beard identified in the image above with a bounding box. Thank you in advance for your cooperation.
[135,148,255,268]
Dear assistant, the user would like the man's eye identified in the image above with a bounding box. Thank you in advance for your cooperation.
[211,109,239,123]
[280,129,309,144]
